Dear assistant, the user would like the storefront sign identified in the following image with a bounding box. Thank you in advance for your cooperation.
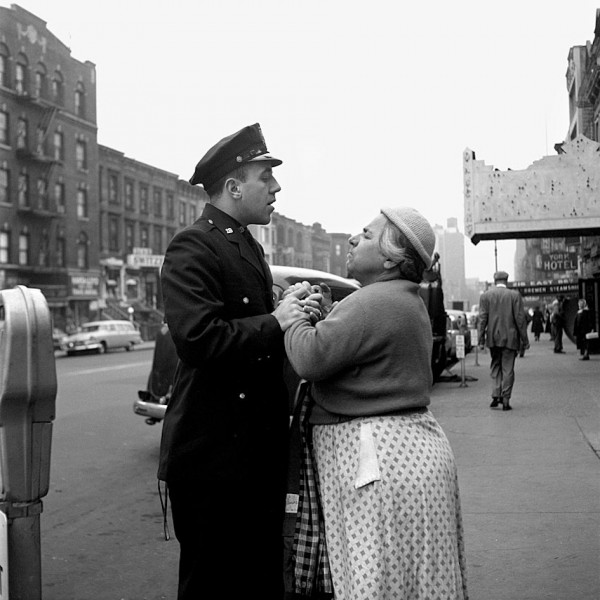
[509,281,579,296]
[127,254,164,269]
[70,275,99,297]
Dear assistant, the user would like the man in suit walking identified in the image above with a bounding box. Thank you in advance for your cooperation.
[478,271,530,411]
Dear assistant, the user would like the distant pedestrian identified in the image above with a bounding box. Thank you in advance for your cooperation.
[551,298,565,353]
[574,299,594,361]
[519,309,533,357]
[478,271,529,411]
[531,306,545,342]
[545,307,553,338]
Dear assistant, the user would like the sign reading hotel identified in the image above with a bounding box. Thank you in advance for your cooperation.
[127,247,164,269]
[535,252,578,272]
[463,135,600,244]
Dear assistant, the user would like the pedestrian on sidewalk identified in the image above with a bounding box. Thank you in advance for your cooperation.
[574,298,594,360]
[551,297,566,353]
[531,305,545,342]
[158,123,316,600]
[478,270,530,411]
[285,207,468,599]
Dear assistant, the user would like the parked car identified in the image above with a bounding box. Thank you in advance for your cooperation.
[446,309,472,358]
[134,265,360,425]
[61,319,142,356]
[52,327,66,350]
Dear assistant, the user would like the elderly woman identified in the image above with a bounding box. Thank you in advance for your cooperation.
[285,207,468,600]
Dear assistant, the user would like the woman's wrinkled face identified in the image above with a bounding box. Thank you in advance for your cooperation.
[346,214,388,285]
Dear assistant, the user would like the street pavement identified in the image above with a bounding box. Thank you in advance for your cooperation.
[430,334,600,600]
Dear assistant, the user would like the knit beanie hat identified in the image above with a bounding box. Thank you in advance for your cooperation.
[380,207,435,269]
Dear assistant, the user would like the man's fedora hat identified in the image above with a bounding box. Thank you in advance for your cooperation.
[189,123,282,189]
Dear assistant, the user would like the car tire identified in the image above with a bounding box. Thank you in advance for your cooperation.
[126,342,135,352]
[97,343,107,355]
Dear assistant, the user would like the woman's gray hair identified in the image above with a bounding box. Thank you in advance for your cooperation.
[378,220,427,283]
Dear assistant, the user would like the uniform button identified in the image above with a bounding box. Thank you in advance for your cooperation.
[208,219,214,224]
[239,393,246,399]
[242,297,249,304]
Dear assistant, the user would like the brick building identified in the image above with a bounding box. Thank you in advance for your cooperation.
[0,4,349,336]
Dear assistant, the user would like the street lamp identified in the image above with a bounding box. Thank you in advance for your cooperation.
[127,306,134,323]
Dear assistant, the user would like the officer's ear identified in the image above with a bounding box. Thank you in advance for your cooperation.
[225,178,242,199]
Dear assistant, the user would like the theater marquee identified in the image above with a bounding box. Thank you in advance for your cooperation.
[463,135,600,244]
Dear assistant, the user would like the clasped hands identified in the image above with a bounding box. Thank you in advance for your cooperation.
[272,281,334,332]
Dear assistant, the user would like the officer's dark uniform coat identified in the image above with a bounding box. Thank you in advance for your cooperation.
[159,202,288,485]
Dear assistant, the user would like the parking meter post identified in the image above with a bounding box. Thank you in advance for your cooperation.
[0,286,57,600]
[459,358,468,387]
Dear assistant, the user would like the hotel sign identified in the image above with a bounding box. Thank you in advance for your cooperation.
[536,252,578,272]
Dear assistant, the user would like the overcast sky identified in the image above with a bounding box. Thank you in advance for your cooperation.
[4,0,598,280]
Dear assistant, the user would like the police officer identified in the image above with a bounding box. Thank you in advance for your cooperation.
[159,123,315,599]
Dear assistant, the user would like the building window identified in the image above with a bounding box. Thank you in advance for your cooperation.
[34,63,47,99]
[0,111,8,145]
[125,180,135,211]
[75,82,85,118]
[0,230,10,264]
[15,59,27,95]
[140,185,148,213]
[109,215,120,252]
[190,204,197,223]
[75,141,87,170]
[18,231,29,266]
[56,232,65,268]
[77,233,88,269]
[52,71,64,105]
[153,188,163,216]
[0,48,8,88]
[0,167,9,203]
[54,181,65,213]
[18,172,29,207]
[36,126,45,156]
[154,225,163,254]
[53,131,64,161]
[166,193,174,220]
[37,177,48,210]
[140,225,149,247]
[17,118,27,149]
[179,200,187,226]
[38,230,50,267]
[108,173,119,204]
[125,221,135,253]
[77,188,88,218]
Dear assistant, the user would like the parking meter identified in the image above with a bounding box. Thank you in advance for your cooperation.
[0,285,57,599]
[0,285,56,502]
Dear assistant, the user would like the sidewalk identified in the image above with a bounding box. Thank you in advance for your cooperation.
[430,336,600,600]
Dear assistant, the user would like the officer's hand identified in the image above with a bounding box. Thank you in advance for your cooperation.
[272,287,313,331]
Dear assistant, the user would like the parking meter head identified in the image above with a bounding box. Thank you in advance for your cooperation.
[0,286,57,502]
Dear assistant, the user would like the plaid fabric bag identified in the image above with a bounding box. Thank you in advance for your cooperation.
[291,382,333,597]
